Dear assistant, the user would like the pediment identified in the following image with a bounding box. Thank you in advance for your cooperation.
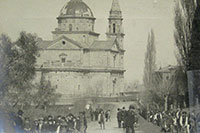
[47,36,82,50]
[111,40,121,52]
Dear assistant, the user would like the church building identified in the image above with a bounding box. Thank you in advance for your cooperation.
[35,0,126,103]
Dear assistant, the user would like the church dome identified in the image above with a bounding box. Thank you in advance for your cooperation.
[60,0,94,18]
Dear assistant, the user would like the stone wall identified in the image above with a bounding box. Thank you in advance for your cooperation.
[36,50,82,68]
[34,70,124,102]
[58,18,95,32]
[36,49,123,69]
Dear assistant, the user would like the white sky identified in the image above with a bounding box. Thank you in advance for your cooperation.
[0,0,177,83]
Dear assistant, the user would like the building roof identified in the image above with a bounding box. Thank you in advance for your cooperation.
[36,36,88,50]
[36,40,52,49]
[109,0,122,19]
[59,0,94,18]
[90,40,115,50]
[111,0,121,12]
[37,36,123,52]
[156,65,178,73]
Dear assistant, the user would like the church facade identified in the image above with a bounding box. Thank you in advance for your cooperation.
[35,0,126,103]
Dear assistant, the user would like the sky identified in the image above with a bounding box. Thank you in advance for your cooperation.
[0,0,177,83]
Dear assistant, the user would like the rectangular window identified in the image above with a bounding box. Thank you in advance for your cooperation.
[61,58,66,63]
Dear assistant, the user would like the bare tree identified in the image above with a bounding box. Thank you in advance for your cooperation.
[152,72,176,111]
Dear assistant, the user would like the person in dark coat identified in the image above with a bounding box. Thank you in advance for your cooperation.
[83,111,87,133]
[117,108,122,128]
[46,115,56,133]
[32,120,39,133]
[41,117,48,133]
[105,110,111,122]
[94,109,99,121]
[23,117,32,133]
[67,114,75,133]
[124,105,136,133]
[89,108,94,121]
[78,112,88,133]
[14,110,24,133]
[59,117,67,133]
[121,107,126,129]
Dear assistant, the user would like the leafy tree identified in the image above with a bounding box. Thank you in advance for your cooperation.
[174,0,196,71]
[143,29,156,90]
[0,32,39,108]
[0,34,14,98]
[33,78,61,110]
[142,29,157,109]
[10,32,38,89]
[174,0,197,107]
[189,1,200,70]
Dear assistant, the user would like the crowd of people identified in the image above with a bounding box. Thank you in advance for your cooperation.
[10,110,87,133]
[89,108,111,122]
[6,104,199,133]
[89,108,111,130]
[10,107,112,133]
[117,105,138,133]
[139,108,196,133]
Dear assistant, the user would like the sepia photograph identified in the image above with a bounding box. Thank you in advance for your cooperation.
[0,0,200,132]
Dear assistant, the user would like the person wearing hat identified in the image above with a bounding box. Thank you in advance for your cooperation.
[46,115,56,133]
[32,119,39,133]
[23,117,32,133]
[180,111,189,133]
[14,110,24,133]
[117,108,122,128]
[98,111,105,130]
[121,107,126,129]
[42,117,48,132]
[38,117,44,133]
[78,112,87,133]
[124,105,136,133]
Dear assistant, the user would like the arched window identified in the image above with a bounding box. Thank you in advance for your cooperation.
[69,24,72,31]
[113,55,117,67]
[109,25,111,32]
[61,58,66,63]
[113,23,116,33]
[112,78,117,94]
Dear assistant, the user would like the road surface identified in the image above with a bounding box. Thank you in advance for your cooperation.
[87,102,161,133]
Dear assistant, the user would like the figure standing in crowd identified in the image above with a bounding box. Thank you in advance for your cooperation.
[14,110,24,133]
[121,107,126,129]
[117,108,122,128]
[139,104,197,133]
[124,105,136,133]
[98,111,105,129]
[94,109,99,121]
[32,119,39,133]
[23,117,32,133]
[180,111,190,133]
[89,108,94,121]
[79,112,87,133]
[105,110,111,122]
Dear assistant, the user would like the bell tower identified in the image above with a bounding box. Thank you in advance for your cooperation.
[106,0,125,49]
